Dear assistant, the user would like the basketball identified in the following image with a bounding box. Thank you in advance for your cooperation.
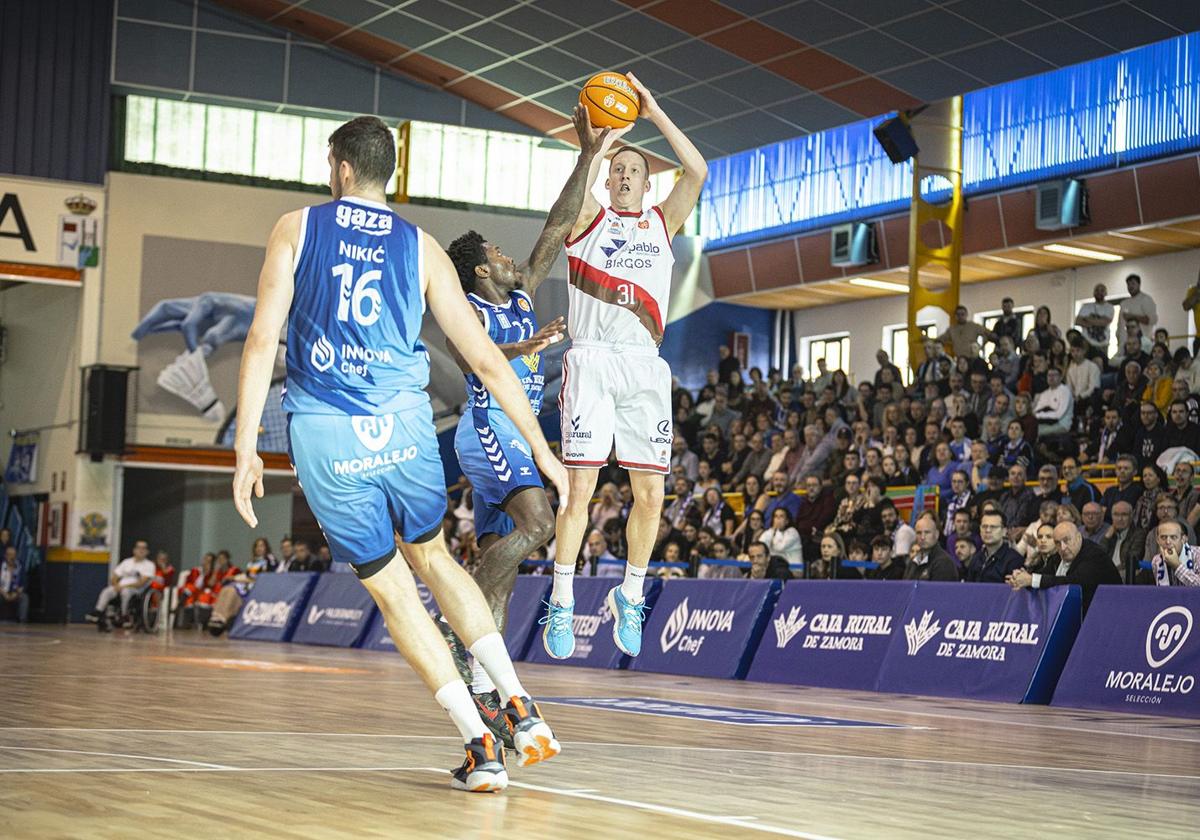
[580,72,640,129]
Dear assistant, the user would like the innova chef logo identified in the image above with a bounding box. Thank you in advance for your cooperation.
[1146,606,1193,669]
[311,334,335,372]
[659,597,734,656]
[352,415,395,452]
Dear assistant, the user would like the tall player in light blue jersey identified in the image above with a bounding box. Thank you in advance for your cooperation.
[443,106,617,741]
[233,116,568,793]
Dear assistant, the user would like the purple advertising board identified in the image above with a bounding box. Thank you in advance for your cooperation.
[875,582,1081,704]
[524,576,661,669]
[1052,587,1200,719]
[631,579,779,679]
[746,581,914,690]
[504,575,551,661]
[229,572,319,642]
[290,573,378,648]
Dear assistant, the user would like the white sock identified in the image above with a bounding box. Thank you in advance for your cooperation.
[470,659,496,695]
[550,562,575,606]
[434,680,487,743]
[469,632,527,701]
[620,564,647,603]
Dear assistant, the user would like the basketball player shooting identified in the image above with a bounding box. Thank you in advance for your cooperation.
[232,116,568,792]
[543,73,707,659]
[442,105,618,744]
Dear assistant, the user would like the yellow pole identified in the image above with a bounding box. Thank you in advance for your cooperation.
[394,120,411,204]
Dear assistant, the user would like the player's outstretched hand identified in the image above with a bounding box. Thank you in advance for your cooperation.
[572,104,611,160]
[624,72,660,121]
[232,450,265,528]
[540,455,571,514]
[514,316,566,356]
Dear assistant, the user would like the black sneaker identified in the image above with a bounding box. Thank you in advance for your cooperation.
[449,734,507,793]
[207,621,226,637]
[501,696,561,768]
[473,690,515,752]
[436,616,472,684]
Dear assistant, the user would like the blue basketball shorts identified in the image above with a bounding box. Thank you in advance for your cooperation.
[454,407,543,539]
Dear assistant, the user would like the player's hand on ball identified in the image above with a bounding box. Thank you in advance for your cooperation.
[573,105,611,159]
[624,72,659,121]
[233,450,265,528]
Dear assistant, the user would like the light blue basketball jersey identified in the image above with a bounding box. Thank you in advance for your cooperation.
[463,289,544,415]
[283,196,427,416]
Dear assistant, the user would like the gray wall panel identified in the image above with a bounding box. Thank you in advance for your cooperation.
[114,20,192,91]
[287,44,376,114]
[193,31,286,102]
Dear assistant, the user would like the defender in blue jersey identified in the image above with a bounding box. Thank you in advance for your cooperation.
[441,105,615,735]
[232,116,570,793]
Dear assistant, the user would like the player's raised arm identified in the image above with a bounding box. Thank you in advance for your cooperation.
[569,122,631,244]
[626,72,707,237]
[232,210,299,527]
[424,230,570,507]
[520,106,616,293]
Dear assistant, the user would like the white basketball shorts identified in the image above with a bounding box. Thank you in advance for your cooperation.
[558,341,672,474]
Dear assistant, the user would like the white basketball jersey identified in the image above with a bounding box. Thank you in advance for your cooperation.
[564,206,675,349]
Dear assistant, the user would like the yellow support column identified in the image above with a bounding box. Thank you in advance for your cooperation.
[907,97,964,377]
[394,120,411,204]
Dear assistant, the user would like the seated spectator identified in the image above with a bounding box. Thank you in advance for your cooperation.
[946,509,980,567]
[278,537,294,570]
[760,507,803,568]
[966,509,1024,583]
[1101,500,1147,584]
[1149,518,1199,587]
[1008,522,1122,611]
[1000,463,1039,532]
[693,459,722,498]
[1023,521,1060,575]
[904,513,958,581]
[687,527,717,575]
[885,446,920,486]
[1166,399,1200,450]
[699,487,735,539]
[207,541,275,636]
[585,530,622,577]
[0,546,28,623]
[741,473,765,511]
[1000,419,1035,470]
[1013,393,1039,444]
[1101,455,1144,516]
[1066,339,1101,404]
[758,470,803,522]
[746,541,771,579]
[867,535,905,580]
[1017,500,1060,560]
[942,470,973,534]
[732,432,771,487]
[698,539,742,579]
[1132,464,1169,531]
[1085,407,1129,465]
[670,435,699,481]
[85,539,155,630]
[764,556,795,580]
[827,473,863,537]
[1170,461,1199,525]
[591,482,624,528]
[925,442,965,500]
[1142,360,1174,414]
[1060,457,1099,510]
[1132,401,1168,467]
[1034,464,1063,502]
[1080,502,1107,543]
[879,499,917,558]
[793,474,836,547]
[732,509,766,557]
[665,476,700,529]
[1144,496,1197,563]
[149,550,176,594]
[286,539,317,572]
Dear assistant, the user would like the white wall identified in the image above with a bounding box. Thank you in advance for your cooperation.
[793,248,1200,382]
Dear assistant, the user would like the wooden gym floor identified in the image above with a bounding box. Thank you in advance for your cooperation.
[1,625,1197,839]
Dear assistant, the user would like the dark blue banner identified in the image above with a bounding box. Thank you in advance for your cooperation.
[875,582,1081,704]
[505,575,551,661]
[746,581,914,690]
[631,580,779,680]
[291,573,377,648]
[362,578,441,653]
[524,576,661,669]
[1052,588,1200,718]
[229,572,318,642]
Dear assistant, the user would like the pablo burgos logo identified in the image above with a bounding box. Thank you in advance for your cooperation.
[335,203,393,236]
[905,610,1041,661]
[242,600,293,628]
[1105,606,1195,699]
[779,605,893,652]
[309,334,393,376]
[334,415,418,476]
[605,241,661,269]
[659,597,735,656]
[307,605,365,625]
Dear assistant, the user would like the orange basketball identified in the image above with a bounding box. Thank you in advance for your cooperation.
[580,72,640,129]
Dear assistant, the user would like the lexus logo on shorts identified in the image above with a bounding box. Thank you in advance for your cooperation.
[1146,606,1193,669]
[310,334,335,372]
[657,420,671,436]
[351,415,395,452]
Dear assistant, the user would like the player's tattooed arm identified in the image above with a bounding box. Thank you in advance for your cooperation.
[449,317,566,374]
[521,106,616,293]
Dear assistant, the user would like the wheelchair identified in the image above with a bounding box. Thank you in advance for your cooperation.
[98,585,170,633]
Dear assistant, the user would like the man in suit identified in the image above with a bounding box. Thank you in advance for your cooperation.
[966,509,1024,583]
[1008,521,1122,611]
[904,512,959,581]
[1099,501,1146,584]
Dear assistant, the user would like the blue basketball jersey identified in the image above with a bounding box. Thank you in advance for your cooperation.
[283,196,427,416]
[463,289,544,415]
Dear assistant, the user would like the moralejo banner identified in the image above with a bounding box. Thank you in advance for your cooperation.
[875,582,1081,703]
[291,573,378,648]
[746,581,914,690]
[1051,587,1200,718]
[524,576,661,669]
[229,573,319,643]
[632,579,780,680]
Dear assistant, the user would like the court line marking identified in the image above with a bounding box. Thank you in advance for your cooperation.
[3,728,1194,781]
[0,766,439,775]
[0,746,231,769]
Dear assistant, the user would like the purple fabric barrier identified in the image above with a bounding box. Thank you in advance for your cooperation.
[746,580,914,690]
[1052,587,1200,718]
[290,573,377,648]
[524,576,661,669]
[229,573,319,642]
[631,579,779,679]
[875,582,1081,704]
[504,576,551,661]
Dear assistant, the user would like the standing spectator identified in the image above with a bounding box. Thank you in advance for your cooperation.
[1150,518,1199,586]
[993,298,1023,345]
[1007,522,1122,611]
[1184,266,1200,354]
[85,540,155,628]
[1028,306,1062,354]
[1101,455,1144,516]
[966,510,1024,583]
[1100,501,1147,584]
[759,508,803,567]
[1117,273,1157,348]
[1075,283,1115,359]
[0,546,27,623]
[1080,502,1107,543]
[717,345,740,383]
[904,513,958,581]
[939,305,997,359]
[874,350,903,389]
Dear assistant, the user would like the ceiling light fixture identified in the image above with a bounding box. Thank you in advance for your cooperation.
[849,277,909,293]
[1043,243,1124,262]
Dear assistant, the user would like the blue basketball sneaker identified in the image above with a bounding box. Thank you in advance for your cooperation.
[606,586,647,657]
[539,599,575,659]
